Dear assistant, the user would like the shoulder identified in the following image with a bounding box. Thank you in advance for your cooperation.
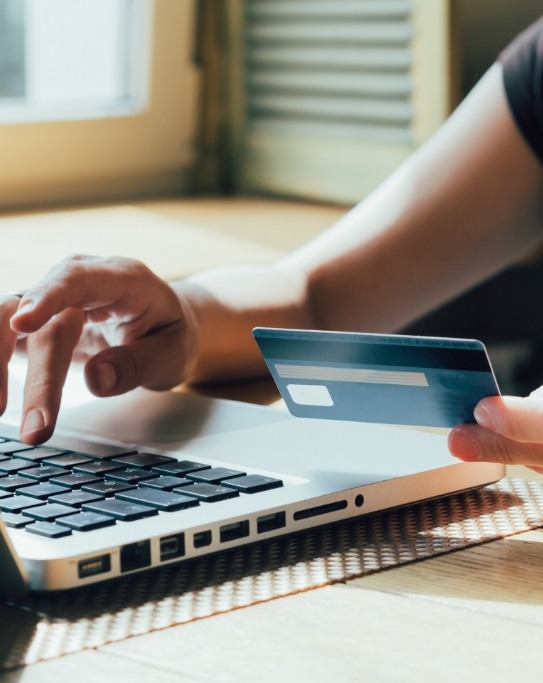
[499,16,543,163]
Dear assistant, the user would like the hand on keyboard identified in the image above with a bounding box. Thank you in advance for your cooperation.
[1,255,198,444]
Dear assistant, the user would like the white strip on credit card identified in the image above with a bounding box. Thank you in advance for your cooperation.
[275,363,429,386]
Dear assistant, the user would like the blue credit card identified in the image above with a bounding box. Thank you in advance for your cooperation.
[253,328,500,428]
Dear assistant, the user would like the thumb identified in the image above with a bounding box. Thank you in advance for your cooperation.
[473,394,543,443]
[84,321,195,396]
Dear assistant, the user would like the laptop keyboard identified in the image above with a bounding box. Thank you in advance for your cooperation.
[0,435,284,539]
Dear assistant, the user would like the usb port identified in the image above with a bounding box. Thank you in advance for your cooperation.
[120,540,151,573]
[159,533,185,561]
[219,520,249,543]
[193,530,212,548]
[78,554,111,579]
[257,511,286,534]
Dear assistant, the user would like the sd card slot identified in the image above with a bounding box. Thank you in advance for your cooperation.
[293,500,348,521]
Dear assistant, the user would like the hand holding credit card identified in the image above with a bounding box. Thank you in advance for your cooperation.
[253,328,500,429]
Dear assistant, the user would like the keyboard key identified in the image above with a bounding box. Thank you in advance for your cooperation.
[176,483,239,502]
[17,447,67,462]
[73,462,124,476]
[49,472,101,488]
[57,511,116,532]
[0,475,36,492]
[25,503,79,521]
[0,494,44,513]
[186,467,246,484]
[0,458,36,474]
[82,499,158,522]
[26,521,73,538]
[1,512,34,528]
[82,480,136,496]
[43,454,94,468]
[0,442,34,456]
[22,465,70,481]
[222,474,284,494]
[49,490,104,508]
[151,460,210,476]
[64,443,137,461]
[116,488,199,512]
[140,475,190,491]
[111,452,178,469]
[18,482,67,500]
[106,467,157,484]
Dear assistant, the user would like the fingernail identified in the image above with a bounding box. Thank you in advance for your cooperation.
[97,362,117,393]
[448,429,480,461]
[22,408,46,436]
[474,404,495,430]
[12,301,34,317]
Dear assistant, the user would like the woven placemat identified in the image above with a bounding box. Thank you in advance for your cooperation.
[1,477,543,671]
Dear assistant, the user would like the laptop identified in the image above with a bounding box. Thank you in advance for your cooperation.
[0,329,504,598]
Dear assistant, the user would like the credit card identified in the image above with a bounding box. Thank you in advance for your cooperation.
[253,328,500,428]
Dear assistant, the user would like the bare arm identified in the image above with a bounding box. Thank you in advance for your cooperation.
[178,63,543,382]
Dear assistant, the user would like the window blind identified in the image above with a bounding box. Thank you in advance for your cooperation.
[239,0,455,204]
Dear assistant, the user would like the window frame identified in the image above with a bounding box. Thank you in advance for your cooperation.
[0,0,200,210]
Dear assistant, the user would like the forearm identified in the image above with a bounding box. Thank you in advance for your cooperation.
[173,262,313,383]
[175,63,543,384]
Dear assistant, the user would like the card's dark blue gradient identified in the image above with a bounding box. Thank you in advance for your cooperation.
[253,328,500,429]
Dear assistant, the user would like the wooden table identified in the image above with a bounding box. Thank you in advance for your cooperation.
[1,200,543,683]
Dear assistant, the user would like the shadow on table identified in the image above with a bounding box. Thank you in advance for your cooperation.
[0,481,540,672]
[359,527,543,606]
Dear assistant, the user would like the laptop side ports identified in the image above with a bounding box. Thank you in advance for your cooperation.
[78,554,111,579]
[120,540,151,573]
[159,533,185,561]
[257,511,286,534]
[219,520,249,543]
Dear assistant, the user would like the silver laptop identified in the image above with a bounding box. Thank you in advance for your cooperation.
[0,355,504,598]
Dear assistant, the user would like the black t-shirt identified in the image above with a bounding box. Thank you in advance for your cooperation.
[500,16,543,163]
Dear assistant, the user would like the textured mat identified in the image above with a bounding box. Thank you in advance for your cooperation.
[1,477,543,671]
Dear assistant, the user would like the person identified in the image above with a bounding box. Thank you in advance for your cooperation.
[3,17,543,475]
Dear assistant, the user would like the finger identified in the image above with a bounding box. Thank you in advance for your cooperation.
[448,423,543,468]
[84,318,196,396]
[21,308,84,444]
[10,255,178,337]
[473,394,543,443]
[0,294,25,413]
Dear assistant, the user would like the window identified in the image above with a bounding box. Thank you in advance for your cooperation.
[0,0,199,209]
[0,1,25,100]
[0,0,146,123]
